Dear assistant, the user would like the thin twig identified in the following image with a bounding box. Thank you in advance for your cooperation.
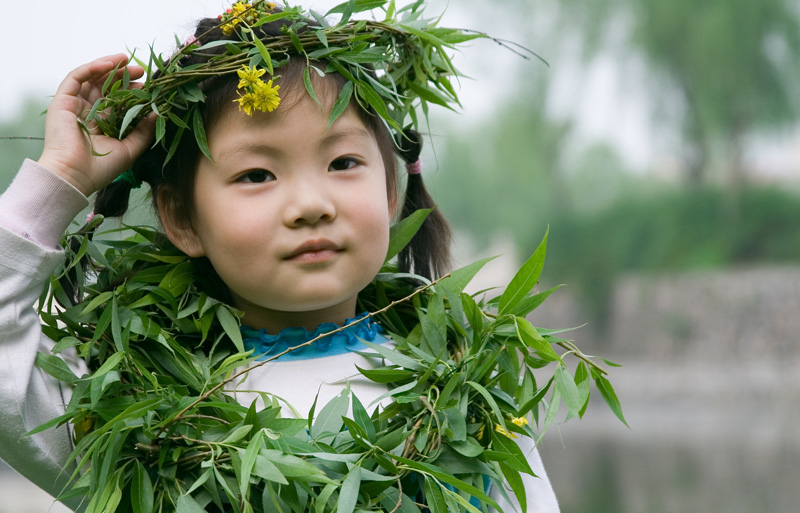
[389,478,403,513]
[556,340,608,376]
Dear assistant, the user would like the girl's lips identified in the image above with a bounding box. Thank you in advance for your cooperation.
[287,248,339,263]
[284,239,341,261]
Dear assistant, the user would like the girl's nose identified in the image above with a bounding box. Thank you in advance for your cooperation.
[282,178,336,226]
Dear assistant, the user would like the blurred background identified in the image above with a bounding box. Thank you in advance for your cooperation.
[2,0,799,512]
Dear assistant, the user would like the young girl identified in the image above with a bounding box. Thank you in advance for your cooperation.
[0,2,561,512]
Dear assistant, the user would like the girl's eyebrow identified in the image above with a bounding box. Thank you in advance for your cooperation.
[319,126,372,148]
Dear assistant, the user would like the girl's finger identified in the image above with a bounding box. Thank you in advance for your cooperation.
[55,53,131,97]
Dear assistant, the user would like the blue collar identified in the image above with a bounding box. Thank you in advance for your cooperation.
[240,312,386,362]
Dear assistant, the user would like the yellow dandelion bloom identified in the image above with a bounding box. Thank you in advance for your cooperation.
[511,416,529,427]
[494,424,518,439]
[252,79,281,113]
[476,424,485,440]
[234,92,257,116]
[237,65,266,89]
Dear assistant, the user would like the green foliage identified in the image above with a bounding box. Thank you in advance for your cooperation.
[544,186,800,332]
[34,216,623,513]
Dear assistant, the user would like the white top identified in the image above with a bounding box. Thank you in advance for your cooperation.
[0,159,559,512]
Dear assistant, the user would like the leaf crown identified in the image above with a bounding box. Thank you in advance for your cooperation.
[89,0,507,166]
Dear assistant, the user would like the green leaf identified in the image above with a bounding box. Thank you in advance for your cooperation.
[176,494,206,513]
[119,104,145,137]
[442,407,466,441]
[251,454,289,485]
[223,425,253,444]
[92,351,125,379]
[575,362,591,418]
[360,340,424,370]
[326,0,386,15]
[240,429,264,497]
[304,66,322,108]
[34,353,79,384]
[515,318,561,362]
[491,429,535,475]
[80,291,113,316]
[449,437,483,457]
[355,366,415,383]
[314,483,337,513]
[351,394,376,443]
[499,462,527,513]
[419,305,445,356]
[327,80,354,129]
[506,284,563,317]
[386,209,432,262]
[192,107,213,161]
[155,115,166,144]
[311,387,349,441]
[132,461,154,513]
[337,465,361,513]
[555,364,581,418]
[595,374,629,428]
[355,80,401,132]
[499,228,548,314]
[217,306,244,352]
[466,380,508,433]
[424,478,448,513]
[438,256,496,294]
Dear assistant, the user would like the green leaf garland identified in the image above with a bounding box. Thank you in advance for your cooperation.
[33,215,624,513]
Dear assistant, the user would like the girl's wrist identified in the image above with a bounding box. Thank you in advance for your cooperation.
[37,154,95,197]
[0,159,89,248]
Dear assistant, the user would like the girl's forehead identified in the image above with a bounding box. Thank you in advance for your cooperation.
[208,92,375,156]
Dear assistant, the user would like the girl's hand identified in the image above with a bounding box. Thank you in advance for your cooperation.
[38,54,156,197]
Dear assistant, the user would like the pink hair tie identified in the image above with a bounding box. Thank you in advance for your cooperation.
[406,159,422,175]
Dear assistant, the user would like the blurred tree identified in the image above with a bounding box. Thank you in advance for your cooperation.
[427,73,572,250]
[0,99,47,190]
[566,0,800,185]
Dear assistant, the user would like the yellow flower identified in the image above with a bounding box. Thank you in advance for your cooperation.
[251,79,281,113]
[231,2,250,15]
[237,65,266,89]
[511,416,528,427]
[221,20,239,36]
[219,2,251,35]
[234,92,257,115]
[476,424,485,440]
[495,424,518,439]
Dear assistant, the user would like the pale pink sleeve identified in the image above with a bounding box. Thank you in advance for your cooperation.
[0,159,89,249]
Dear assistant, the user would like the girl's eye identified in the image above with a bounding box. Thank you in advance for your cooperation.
[237,169,275,183]
[329,157,359,172]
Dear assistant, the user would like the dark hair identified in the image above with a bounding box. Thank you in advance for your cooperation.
[94,10,451,288]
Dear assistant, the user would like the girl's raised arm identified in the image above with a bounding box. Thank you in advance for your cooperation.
[38,53,155,197]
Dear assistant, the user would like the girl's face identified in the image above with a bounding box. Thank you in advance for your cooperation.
[162,90,393,332]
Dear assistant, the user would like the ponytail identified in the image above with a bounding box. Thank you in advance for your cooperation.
[93,175,138,218]
[396,129,451,279]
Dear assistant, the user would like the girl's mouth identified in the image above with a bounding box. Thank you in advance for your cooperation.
[285,239,341,262]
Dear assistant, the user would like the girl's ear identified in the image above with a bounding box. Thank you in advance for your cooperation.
[157,188,206,258]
